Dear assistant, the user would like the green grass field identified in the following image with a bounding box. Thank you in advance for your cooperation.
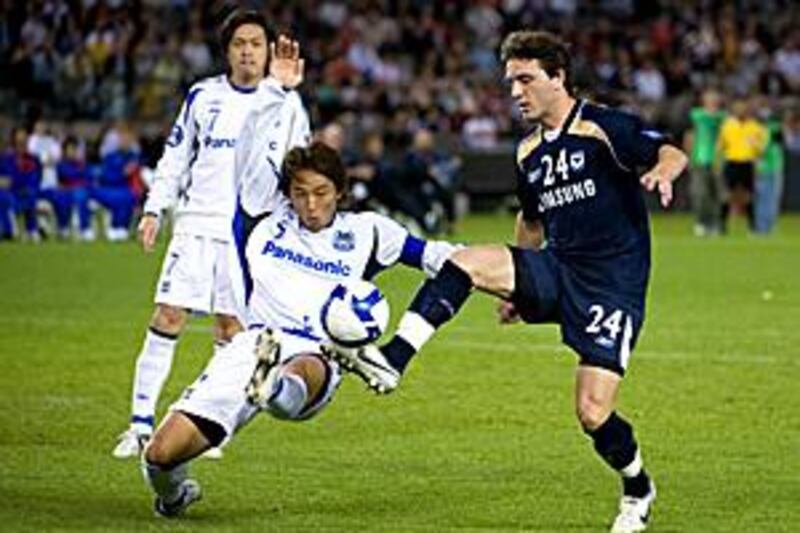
[1,213,798,532]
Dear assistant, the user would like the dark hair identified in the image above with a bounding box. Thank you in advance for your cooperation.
[219,9,273,56]
[281,142,349,197]
[500,31,573,94]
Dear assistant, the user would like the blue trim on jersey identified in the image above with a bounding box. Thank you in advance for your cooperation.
[232,201,254,305]
[227,78,258,94]
[363,227,383,281]
[183,87,203,125]
[399,235,425,269]
[281,326,322,342]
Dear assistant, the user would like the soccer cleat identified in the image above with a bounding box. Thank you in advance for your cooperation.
[610,482,656,533]
[200,446,223,459]
[321,343,400,394]
[112,429,150,459]
[245,328,282,408]
[154,479,202,518]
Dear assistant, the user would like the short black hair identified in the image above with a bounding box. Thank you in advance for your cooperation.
[500,31,573,94]
[281,142,349,198]
[219,9,273,55]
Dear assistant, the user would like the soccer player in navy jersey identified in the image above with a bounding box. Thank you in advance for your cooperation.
[326,31,687,533]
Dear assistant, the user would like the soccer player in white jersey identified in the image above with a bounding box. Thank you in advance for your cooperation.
[113,10,310,459]
[140,142,457,517]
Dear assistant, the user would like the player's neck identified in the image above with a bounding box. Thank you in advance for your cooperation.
[542,95,577,132]
[228,73,263,90]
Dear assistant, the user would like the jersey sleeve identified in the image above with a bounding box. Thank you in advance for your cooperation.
[370,213,459,277]
[602,110,670,172]
[143,85,202,215]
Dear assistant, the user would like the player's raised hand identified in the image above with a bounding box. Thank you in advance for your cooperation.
[497,300,520,325]
[269,34,304,89]
[138,213,160,253]
[640,171,673,208]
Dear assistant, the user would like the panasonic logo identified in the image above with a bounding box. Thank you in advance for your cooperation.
[262,240,351,276]
[203,136,236,149]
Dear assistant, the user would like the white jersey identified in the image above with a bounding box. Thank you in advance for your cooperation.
[236,201,456,342]
[144,75,310,240]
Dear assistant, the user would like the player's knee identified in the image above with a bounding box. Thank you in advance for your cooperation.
[214,317,242,343]
[576,398,612,432]
[144,433,176,467]
[151,305,186,335]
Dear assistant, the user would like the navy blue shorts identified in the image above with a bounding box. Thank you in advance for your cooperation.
[509,246,645,376]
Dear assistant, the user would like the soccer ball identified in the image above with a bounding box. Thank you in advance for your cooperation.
[320,280,390,348]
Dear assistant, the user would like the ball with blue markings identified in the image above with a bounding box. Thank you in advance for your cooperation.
[321,280,390,348]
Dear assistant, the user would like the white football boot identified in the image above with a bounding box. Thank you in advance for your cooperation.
[199,446,223,459]
[610,482,656,533]
[112,428,150,459]
[322,343,400,394]
[245,328,282,408]
[154,479,202,518]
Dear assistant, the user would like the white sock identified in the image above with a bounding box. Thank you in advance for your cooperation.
[131,328,177,434]
[620,449,643,478]
[396,312,436,351]
[142,460,187,503]
[267,373,308,420]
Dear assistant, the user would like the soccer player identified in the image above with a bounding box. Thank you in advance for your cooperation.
[140,142,457,517]
[326,31,688,533]
[112,9,310,458]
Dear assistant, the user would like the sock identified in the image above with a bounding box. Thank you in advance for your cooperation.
[131,328,178,434]
[142,459,187,504]
[382,260,472,371]
[586,412,652,497]
[266,373,308,420]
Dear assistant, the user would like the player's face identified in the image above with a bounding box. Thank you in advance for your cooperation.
[505,58,563,123]
[227,23,268,86]
[289,169,342,232]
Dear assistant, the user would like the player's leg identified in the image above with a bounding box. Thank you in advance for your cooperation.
[114,303,188,458]
[576,366,655,532]
[326,245,514,392]
[142,411,223,517]
[257,354,337,420]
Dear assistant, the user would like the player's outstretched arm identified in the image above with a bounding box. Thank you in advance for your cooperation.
[639,144,688,207]
[269,34,304,89]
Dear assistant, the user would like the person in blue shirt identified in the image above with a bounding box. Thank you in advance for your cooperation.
[90,125,140,241]
[39,136,95,240]
[0,127,42,241]
[327,31,687,533]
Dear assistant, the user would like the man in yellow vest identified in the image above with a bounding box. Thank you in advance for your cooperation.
[717,97,767,233]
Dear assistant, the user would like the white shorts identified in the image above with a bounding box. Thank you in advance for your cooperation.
[170,329,342,441]
[154,233,238,316]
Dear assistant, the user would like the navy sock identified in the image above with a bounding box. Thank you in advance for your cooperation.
[381,260,472,372]
[586,412,638,469]
[408,260,472,327]
[381,337,416,373]
[622,469,652,498]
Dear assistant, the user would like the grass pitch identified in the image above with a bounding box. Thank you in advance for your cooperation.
[0,213,798,532]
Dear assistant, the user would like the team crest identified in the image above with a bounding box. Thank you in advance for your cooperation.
[570,151,585,171]
[333,230,355,252]
[166,125,184,147]
[527,168,542,184]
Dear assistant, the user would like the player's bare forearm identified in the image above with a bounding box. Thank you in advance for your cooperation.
[640,145,688,207]
[514,212,544,249]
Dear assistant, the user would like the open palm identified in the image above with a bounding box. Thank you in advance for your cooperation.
[269,34,304,89]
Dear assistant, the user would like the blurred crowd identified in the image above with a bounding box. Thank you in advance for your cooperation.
[1,0,799,242]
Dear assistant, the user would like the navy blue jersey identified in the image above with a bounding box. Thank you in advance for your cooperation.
[515,100,668,303]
